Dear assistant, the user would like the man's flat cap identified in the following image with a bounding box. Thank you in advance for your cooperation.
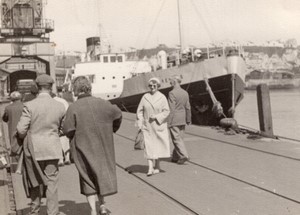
[36,74,54,85]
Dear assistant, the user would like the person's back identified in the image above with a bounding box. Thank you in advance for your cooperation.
[168,76,191,164]
[63,76,122,215]
[19,93,65,160]
[73,96,118,133]
[168,86,191,127]
[2,91,23,147]
[16,74,65,215]
[66,95,121,176]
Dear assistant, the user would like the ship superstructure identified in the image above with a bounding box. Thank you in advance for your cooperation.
[73,37,152,99]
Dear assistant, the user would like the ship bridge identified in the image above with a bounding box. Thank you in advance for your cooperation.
[0,0,56,96]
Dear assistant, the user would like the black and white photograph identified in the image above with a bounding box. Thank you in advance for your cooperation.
[0,0,300,214]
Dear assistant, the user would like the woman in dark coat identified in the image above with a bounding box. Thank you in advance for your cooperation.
[63,76,122,215]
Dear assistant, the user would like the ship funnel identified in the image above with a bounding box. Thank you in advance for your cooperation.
[157,50,167,70]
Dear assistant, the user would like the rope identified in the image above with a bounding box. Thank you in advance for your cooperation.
[121,103,130,113]
[203,78,226,118]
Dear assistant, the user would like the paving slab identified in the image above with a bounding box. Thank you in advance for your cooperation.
[0,168,9,215]
[114,112,300,214]
[8,111,300,215]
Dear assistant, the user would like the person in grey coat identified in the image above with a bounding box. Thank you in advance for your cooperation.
[2,91,23,149]
[17,74,65,215]
[63,76,122,215]
[168,75,191,164]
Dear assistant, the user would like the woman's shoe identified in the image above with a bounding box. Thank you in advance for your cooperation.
[153,169,160,174]
[99,205,111,215]
[147,169,160,176]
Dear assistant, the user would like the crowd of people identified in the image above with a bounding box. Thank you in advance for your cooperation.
[2,73,191,215]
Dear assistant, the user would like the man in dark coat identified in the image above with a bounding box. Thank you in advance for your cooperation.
[168,75,191,165]
[2,91,23,149]
[63,76,122,215]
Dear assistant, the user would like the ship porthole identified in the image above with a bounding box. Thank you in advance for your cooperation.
[102,77,105,80]
[113,95,116,97]
[123,76,125,79]
[107,95,110,98]
[112,76,115,79]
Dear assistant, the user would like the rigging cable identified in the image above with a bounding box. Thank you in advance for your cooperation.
[140,0,167,49]
[131,0,167,75]
[189,0,216,43]
[130,0,152,75]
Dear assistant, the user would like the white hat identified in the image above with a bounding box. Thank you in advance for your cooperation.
[148,77,161,86]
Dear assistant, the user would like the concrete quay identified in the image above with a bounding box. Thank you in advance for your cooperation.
[2,112,300,215]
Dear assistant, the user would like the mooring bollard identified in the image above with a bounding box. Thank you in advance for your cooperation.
[256,84,274,138]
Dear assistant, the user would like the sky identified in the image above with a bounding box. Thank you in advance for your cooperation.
[44,0,300,52]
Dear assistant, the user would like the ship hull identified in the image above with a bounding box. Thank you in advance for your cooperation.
[110,73,245,126]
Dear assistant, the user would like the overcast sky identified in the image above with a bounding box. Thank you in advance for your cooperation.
[45,0,300,52]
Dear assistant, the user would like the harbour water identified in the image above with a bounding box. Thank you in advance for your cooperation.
[235,89,300,141]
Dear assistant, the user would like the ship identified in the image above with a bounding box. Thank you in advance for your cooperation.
[69,0,247,126]
[72,37,246,126]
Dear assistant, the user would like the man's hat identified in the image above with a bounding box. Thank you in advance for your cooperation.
[35,74,54,85]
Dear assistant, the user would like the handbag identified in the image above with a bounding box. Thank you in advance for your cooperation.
[134,129,145,150]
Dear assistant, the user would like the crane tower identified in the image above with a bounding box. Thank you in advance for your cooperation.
[0,0,56,96]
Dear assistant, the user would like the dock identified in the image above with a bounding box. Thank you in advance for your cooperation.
[1,111,300,214]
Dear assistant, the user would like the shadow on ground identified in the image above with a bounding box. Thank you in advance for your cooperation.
[0,179,7,186]
[125,164,148,174]
[18,200,91,215]
[125,164,166,175]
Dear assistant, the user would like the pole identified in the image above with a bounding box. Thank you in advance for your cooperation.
[256,84,274,138]
[177,0,183,52]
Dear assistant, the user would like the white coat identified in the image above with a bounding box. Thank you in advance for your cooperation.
[137,91,170,159]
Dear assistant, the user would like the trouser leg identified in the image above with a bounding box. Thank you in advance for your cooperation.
[39,159,59,215]
[29,186,41,215]
[60,136,70,163]
[170,125,188,160]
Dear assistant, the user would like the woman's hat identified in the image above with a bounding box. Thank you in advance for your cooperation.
[148,77,161,85]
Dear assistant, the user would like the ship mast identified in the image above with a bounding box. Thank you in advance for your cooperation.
[177,0,183,52]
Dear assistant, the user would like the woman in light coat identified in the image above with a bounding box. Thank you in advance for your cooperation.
[136,77,170,176]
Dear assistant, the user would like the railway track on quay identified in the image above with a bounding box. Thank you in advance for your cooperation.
[112,116,300,214]
[2,111,300,214]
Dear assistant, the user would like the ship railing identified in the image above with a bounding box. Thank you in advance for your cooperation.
[202,46,243,59]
